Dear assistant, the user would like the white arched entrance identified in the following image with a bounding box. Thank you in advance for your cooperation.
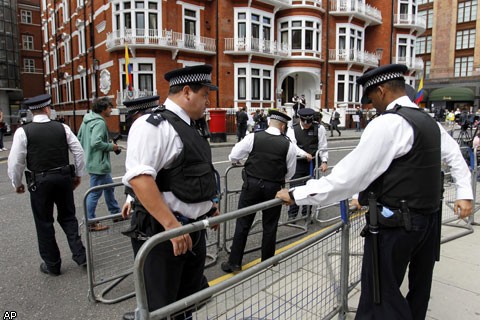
[276,67,322,113]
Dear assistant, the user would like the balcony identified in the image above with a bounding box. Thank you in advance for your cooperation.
[393,56,424,70]
[329,49,379,68]
[224,37,289,59]
[394,14,426,35]
[116,89,158,107]
[330,0,382,26]
[257,0,324,11]
[106,29,216,59]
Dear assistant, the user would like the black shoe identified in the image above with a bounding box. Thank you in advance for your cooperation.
[339,132,341,136]
[221,261,241,273]
[122,312,135,320]
[330,134,333,137]
[40,263,60,276]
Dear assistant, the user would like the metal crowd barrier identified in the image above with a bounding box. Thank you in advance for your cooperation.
[222,164,313,255]
[83,169,222,304]
[132,198,357,320]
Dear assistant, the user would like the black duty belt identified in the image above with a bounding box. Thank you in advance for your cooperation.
[33,164,74,177]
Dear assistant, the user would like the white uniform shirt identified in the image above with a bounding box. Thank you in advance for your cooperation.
[293,96,473,205]
[122,98,213,219]
[228,126,298,181]
[286,122,328,162]
[7,114,85,189]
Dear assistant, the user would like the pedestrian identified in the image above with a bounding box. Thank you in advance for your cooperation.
[299,94,306,109]
[354,106,363,132]
[286,108,328,221]
[121,65,220,320]
[77,97,121,231]
[0,109,7,151]
[235,106,248,141]
[221,110,300,273]
[7,94,87,276]
[276,64,473,320]
[292,94,300,118]
[329,107,341,136]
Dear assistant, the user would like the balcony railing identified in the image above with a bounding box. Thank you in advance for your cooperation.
[21,68,44,74]
[257,0,323,10]
[330,0,382,24]
[394,14,426,33]
[106,29,216,53]
[116,89,158,106]
[329,49,379,67]
[393,56,424,70]
[224,37,289,57]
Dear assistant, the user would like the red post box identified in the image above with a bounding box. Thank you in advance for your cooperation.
[208,109,227,142]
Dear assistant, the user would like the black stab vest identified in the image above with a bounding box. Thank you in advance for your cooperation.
[23,121,69,172]
[359,105,441,213]
[293,123,318,156]
[154,109,216,203]
[244,130,290,183]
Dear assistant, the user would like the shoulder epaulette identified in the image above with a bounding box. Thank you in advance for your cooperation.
[146,112,165,126]
[146,105,166,126]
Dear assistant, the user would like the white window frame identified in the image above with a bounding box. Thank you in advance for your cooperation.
[336,24,364,57]
[44,53,50,74]
[66,77,72,102]
[235,8,275,50]
[234,63,274,103]
[24,58,35,73]
[21,10,32,24]
[277,16,322,55]
[79,71,88,100]
[63,37,71,63]
[22,35,34,50]
[119,57,156,94]
[425,61,431,80]
[52,48,57,69]
[335,70,362,104]
[112,0,162,37]
[77,26,86,55]
[397,34,416,63]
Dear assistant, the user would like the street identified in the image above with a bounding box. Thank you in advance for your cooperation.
[0,136,359,320]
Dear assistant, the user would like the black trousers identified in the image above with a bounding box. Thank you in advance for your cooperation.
[330,122,340,136]
[288,160,312,218]
[29,172,86,272]
[236,124,247,141]
[131,227,207,317]
[355,213,438,320]
[228,177,282,266]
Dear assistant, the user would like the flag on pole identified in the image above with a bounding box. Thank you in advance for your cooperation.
[414,77,424,105]
[125,44,133,91]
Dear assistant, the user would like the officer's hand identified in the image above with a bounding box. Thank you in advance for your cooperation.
[349,198,362,211]
[276,188,294,206]
[210,204,220,231]
[304,153,313,162]
[168,221,192,256]
[16,184,25,194]
[454,199,473,219]
[121,201,133,219]
[72,176,81,190]
[320,162,328,172]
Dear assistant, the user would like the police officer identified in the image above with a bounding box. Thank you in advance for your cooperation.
[276,64,473,320]
[121,65,219,320]
[221,110,298,273]
[286,108,328,221]
[7,94,86,276]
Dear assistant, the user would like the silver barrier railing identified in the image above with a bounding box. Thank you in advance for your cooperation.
[83,170,223,304]
[222,164,312,255]
[83,182,135,304]
[132,197,354,320]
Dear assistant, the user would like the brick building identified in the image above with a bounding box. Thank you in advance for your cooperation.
[39,0,464,134]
